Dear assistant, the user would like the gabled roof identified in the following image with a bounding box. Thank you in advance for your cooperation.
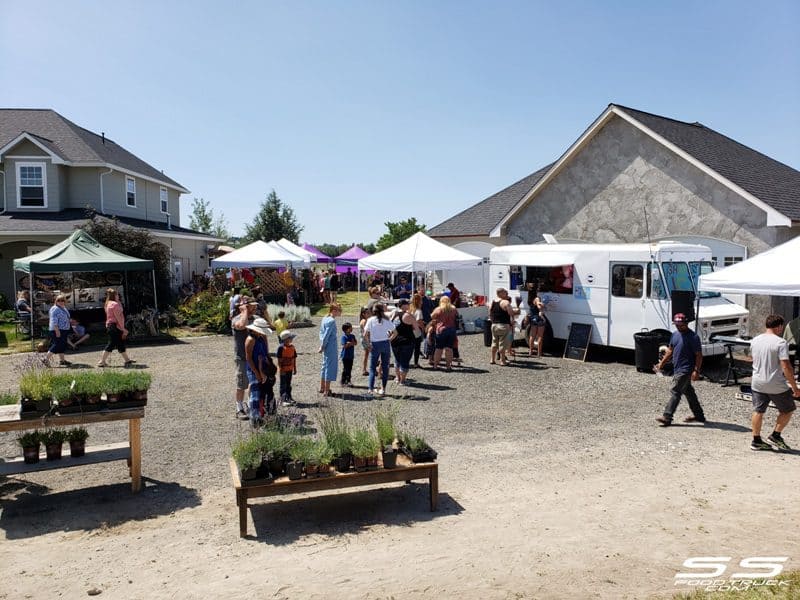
[0,109,188,192]
[0,208,219,241]
[431,104,800,239]
[427,163,553,237]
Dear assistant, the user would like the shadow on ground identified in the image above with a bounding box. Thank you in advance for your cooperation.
[248,485,462,544]
[0,477,200,539]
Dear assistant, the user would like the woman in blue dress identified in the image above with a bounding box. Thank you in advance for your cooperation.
[318,303,341,397]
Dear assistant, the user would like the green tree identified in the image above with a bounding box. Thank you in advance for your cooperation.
[243,189,303,243]
[375,218,426,251]
[189,198,230,241]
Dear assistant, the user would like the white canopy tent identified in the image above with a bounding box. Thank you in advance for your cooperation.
[698,236,800,296]
[358,232,482,271]
[275,238,315,267]
[210,240,305,268]
[266,240,309,267]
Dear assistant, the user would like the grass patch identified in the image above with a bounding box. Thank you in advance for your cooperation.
[0,322,36,355]
[309,291,366,318]
[672,570,799,599]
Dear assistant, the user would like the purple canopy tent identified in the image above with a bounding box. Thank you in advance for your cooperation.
[301,243,333,263]
[335,245,374,274]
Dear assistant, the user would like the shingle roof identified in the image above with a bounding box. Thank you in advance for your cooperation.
[0,208,216,239]
[0,109,186,191]
[614,104,800,220]
[427,163,554,237]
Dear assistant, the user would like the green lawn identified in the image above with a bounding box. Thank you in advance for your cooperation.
[308,291,366,318]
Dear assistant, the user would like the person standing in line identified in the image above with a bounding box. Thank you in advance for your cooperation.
[655,313,705,426]
[358,307,371,376]
[390,298,420,384]
[231,297,257,420]
[329,271,340,304]
[411,293,426,367]
[488,288,515,366]
[318,303,341,397]
[340,322,357,387]
[430,296,458,371]
[244,317,272,428]
[526,283,546,357]
[45,294,72,367]
[277,330,298,406]
[445,282,460,307]
[97,289,134,368]
[749,315,799,451]
[364,303,396,396]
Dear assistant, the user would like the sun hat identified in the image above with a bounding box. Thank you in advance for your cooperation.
[279,330,297,341]
[246,317,272,336]
[673,313,689,323]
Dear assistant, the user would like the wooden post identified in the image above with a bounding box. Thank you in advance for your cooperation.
[237,490,248,538]
[129,418,142,492]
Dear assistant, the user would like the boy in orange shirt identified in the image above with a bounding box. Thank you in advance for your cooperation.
[277,330,298,407]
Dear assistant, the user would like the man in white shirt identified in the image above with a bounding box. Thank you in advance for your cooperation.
[749,314,800,451]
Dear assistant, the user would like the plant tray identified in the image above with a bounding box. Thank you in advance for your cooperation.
[56,404,85,415]
[241,474,274,487]
[80,402,107,413]
[105,399,147,410]
[19,406,48,419]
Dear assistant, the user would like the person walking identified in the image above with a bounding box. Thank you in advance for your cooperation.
[45,294,71,366]
[318,303,341,397]
[655,313,705,426]
[97,288,134,368]
[364,303,396,396]
[749,315,800,451]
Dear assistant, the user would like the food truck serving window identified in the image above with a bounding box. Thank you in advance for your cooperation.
[611,264,644,298]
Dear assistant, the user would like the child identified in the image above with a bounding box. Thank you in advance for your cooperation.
[358,307,371,376]
[340,322,357,386]
[262,355,278,416]
[276,330,298,407]
[67,318,90,350]
[273,311,289,337]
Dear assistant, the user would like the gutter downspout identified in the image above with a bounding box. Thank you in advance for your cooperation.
[99,166,113,214]
[0,170,5,214]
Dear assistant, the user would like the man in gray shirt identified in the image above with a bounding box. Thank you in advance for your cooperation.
[749,314,800,451]
[232,297,258,420]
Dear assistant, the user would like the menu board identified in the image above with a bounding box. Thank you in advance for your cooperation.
[564,322,592,362]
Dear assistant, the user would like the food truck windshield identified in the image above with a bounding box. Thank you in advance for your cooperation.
[661,261,720,299]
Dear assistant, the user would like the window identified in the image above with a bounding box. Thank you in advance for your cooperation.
[17,162,47,207]
[611,264,644,298]
[724,256,743,267]
[648,263,667,299]
[126,177,136,207]
[160,187,169,213]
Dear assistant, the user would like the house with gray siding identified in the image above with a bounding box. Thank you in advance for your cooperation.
[0,109,219,302]
[428,104,800,322]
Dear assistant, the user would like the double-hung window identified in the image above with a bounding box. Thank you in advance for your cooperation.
[160,187,169,213]
[17,163,47,208]
[126,177,136,207]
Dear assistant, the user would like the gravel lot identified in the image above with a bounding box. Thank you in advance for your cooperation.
[1,322,798,599]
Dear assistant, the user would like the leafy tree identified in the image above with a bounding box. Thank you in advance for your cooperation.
[375,218,426,251]
[80,213,171,311]
[189,198,230,241]
[314,242,377,258]
[243,190,303,243]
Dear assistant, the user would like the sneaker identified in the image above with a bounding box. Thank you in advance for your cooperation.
[656,417,671,427]
[377,388,385,396]
[365,389,375,397]
[767,433,791,451]
[236,409,249,421]
[750,439,773,451]
[281,400,296,407]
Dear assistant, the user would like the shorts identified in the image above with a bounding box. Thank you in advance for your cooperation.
[234,357,248,389]
[434,327,457,350]
[751,389,797,414]
[491,323,511,351]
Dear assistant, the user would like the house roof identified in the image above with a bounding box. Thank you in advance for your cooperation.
[0,109,188,192]
[427,163,554,237]
[0,208,219,240]
[430,104,800,238]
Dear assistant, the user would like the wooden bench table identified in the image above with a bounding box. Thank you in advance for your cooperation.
[230,455,438,537]
[0,406,144,493]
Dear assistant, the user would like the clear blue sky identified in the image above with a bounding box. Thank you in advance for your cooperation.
[2,0,798,245]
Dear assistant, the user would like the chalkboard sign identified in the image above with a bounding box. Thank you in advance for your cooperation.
[564,322,592,361]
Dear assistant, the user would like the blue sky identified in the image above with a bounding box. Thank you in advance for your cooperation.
[2,0,798,244]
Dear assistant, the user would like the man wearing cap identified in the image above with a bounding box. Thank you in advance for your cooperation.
[232,297,258,420]
[655,313,706,426]
[749,314,799,451]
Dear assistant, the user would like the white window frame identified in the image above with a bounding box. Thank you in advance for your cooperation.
[16,162,48,208]
[126,176,137,207]
[160,186,169,213]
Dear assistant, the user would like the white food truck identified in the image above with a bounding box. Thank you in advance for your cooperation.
[489,240,749,356]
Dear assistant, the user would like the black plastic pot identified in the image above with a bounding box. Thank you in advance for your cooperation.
[333,453,352,473]
[69,440,86,458]
[22,445,40,464]
[45,443,63,461]
[381,448,398,469]
[286,460,304,480]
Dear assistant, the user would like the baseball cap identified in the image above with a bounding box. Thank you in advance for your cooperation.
[279,330,297,341]
[398,298,410,307]
[673,313,689,323]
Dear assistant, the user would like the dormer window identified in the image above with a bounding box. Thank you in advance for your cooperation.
[126,176,136,207]
[17,162,47,208]
[160,187,169,213]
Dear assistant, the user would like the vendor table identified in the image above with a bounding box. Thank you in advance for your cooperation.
[230,455,438,537]
[710,335,752,387]
[0,406,143,492]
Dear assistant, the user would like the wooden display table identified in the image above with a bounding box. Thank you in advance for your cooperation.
[0,406,144,492]
[230,455,438,537]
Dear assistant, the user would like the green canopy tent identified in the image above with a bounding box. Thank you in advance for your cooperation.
[13,230,156,342]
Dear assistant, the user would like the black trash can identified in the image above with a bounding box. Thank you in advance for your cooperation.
[633,329,671,373]
[483,318,492,347]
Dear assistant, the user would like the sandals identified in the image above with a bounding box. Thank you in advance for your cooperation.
[124,360,136,368]
[96,362,108,368]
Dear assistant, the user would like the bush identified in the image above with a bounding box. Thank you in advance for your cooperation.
[265,304,311,324]
[177,289,229,332]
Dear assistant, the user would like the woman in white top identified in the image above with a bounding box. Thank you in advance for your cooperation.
[363,303,396,396]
